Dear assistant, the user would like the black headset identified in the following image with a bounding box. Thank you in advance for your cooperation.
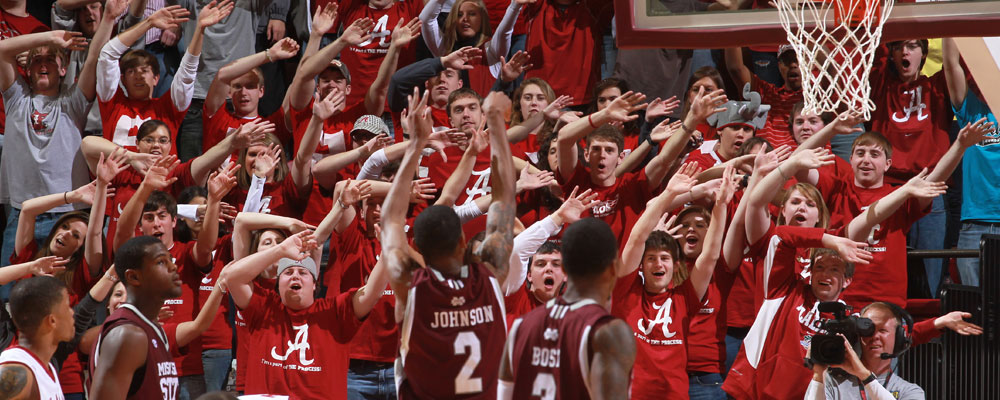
[864,301,913,359]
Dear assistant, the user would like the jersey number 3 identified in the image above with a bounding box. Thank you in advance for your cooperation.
[454,331,482,394]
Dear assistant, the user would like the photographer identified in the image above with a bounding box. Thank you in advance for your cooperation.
[806,302,923,399]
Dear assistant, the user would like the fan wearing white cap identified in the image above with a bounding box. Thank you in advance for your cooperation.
[219,229,390,399]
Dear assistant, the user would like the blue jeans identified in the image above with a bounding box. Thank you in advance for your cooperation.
[347,359,395,400]
[689,373,727,400]
[202,349,233,392]
[724,327,748,378]
[179,374,205,400]
[908,195,946,298]
[956,221,1000,287]
[601,18,617,80]
[748,49,783,87]
[1,207,61,299]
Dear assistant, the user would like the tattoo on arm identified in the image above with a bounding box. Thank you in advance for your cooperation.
[0,366,28,398]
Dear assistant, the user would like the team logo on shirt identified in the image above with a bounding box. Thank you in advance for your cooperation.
[269,324,317,369]
[30,111,51,134]
[892,87,929,124]
[463,167,493,205]
[636,298,681,345]
[543,328,559,341]
[591,196,619,218]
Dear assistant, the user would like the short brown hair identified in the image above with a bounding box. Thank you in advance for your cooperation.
[120,49,160,76]
[777,182,830,229]
[851,131,893,159]
[788,102,834,129]
[447,88,482,117]
[644,230,688,286]
[676,205,712,226]
[26,45,69,70]
[585,125,624,155]
[738,137,773,156]
[810,247,855,278]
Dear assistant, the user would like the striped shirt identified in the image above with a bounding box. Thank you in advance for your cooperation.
[753,77,803,150]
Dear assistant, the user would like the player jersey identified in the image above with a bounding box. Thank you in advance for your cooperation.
[242,288,363,399]
[522,0,613,106]
[752,77,802,150]
[507,298,617,400]
[814,167,928,309]
[397,263,507,399]
[329,216,398,363]
[0,346,63,400]
[722,224,834,400]
[98,89,187,152]
[336,0,421,108]
[560,163,652,248]
[91,304,180,400]
[611,271,701,399]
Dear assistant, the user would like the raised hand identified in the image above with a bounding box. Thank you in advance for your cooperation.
[253,144,282,178]
[645,96,681,122]
[957,117,997,148]
[934,311,983,336]
[284,218,317,234]
[410,177,437,204]
[312,88,347,120]
[198,0,235,29]
[219,202,238,222]
[542,95,573,120]
[514,0,537,4]
[654,213,683,239]
[830,110,866,135]
[515,167,556,193]
[688,87,728,123]
[311,2,338,36]
[207,163,240,200]
[279,230,319,260]
[51,31,87,51]
[602,91,647,123]
[499,50,532,82]
[427,128,466,161]
[147,5,190,31]
[29,256,68,277]
[790,147,835,170]
[232,120,273,149]
[341,179,374,206]
[103,0,132,20]
[391,18,422,48]
[483,91,512,118]
[902,168,948,200]
[753,144,792,175]
[827,235,873,264]
[442,47,483,71]
[143,155,180,190]
[340,17,375,46]
[716,164,738,205]
[406,87,433,141]
[666,162,700,196]
[268,37,300,61]
[650,119,683,143]
[97,148,129,184]
[554,186,599,225]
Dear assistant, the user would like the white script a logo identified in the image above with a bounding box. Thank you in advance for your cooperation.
[270,324,315,365]
[637,298,677,338]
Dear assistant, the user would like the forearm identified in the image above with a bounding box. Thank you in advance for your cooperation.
[724,47,751,87]
[485,1,521,65]
[170,50,199,112]
[723,176,758,269]
[435,148,479,206]
[795,121,844,154]
[354,257,390,318]
[506,216,560,295]
[0,263,33,286]
[383,141,426,225]
[291,118,322,187]
[191,140,233,185]
[214,51,269,88]
[221,244,283,287]
[114,183,153,249]
[419,0,447,56]
[942,38,968,105]
[616,141,651,177]
[388,58,445,112]
[194,201,222,267]
[85,181,109,274]
[926,142,965,183]
[366,45,400,115]
[315,148,368,188]
[180,286,223,345]
[691,203,727,298]
[0,32,57,62]
[847,188,908,241]
[357,148,391,180]
[508,112,544,143]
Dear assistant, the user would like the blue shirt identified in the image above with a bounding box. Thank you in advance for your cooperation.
[954,90,1000,222]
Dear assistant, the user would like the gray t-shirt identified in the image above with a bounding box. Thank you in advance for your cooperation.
[825,370,925,400]
[183,0,261,99]
[0,77,92,211]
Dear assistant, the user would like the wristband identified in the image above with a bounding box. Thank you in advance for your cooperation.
[861,372,877,385]
[337,198,350,209]
[587,114,598,129]
[777,163,789,180]
[681,123,695,134]
[263,49,273,62]
[64,191,69,204]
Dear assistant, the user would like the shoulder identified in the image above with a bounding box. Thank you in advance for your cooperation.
[591,319,635,356]
[0,362,33,400]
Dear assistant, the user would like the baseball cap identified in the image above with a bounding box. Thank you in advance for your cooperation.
[327,59,351,84]
[276,257,318,280]
[351,115,389,142]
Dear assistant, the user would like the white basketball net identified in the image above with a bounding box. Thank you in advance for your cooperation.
[775,0,894,120]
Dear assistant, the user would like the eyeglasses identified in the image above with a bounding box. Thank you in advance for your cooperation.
[140,137,171,146]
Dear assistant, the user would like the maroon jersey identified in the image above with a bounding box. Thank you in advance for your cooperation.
[397,263,507,399]
[91,304,180,400]
[508,298,617,400]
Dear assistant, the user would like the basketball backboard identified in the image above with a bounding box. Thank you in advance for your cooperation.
[614,0,1000,49]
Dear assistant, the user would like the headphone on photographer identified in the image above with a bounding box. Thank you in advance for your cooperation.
[862,301,913,359]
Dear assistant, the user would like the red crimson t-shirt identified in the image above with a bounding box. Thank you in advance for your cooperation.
[105,161,198,247]
[335,0,421,108]
[686,259,737,374]
[198,235,234,351]
[202,102,292,163]
[224,173,311,219]
[522,0,613,106]
[504,283,544,327]
[683,140,729,172]
[611,271,702,399]
[98,89,188,153]
[752,77,803,150]
[234,280,275,392]
[161,240,210,377]
[560,163,652,248]
[242,288,363,399]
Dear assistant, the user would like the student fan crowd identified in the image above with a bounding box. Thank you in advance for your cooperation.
[0,0,993,399]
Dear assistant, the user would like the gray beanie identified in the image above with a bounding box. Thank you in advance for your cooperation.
[276,257,318,279]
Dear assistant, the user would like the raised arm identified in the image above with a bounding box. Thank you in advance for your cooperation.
[174,280,226,347]
[484,0,524,65]
[724,46,752,89]
[0,31,86,92]
[745,148,833,245]
[645,88,728,189]
[191,120,271,184]
[205,38,299,118]
[315,180,371,242]
[80,135,158,176]
[299,3,338,65]
[86,150,128,276]
[435,128,486,207]
[293,90,344,189]
[113,156,180,250]
[507,94,572,144]
[78,0,129,101]
[847,169,946,242]
[477,92,518,284]
[0,257,69,286]
[314,133,393,189]
[619,162,698,277]
[288,17,374,110]
[15,181,101,258]
[351,255,390,319]
[231,212,315,261]
[942,38,968,107]
[722,145,790,270]
[366,18,421,115]
[193,164,239,270]
[924,118,994,202]
[98,6,189,101]
[792,112,864,185]
[689,165,736,300]
[221,230,316,309]
[557,92,647,181]
[419,0,447,56]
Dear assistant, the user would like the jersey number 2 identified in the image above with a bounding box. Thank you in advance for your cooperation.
[454,331,482,394]
[532,372,556,400]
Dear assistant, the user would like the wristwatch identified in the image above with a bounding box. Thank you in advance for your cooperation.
[861,372,878,385]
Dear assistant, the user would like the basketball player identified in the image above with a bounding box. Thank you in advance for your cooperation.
[382,89,515,398]
[498,218,637,399]
[89,236,184,399]
[0,276,75,400]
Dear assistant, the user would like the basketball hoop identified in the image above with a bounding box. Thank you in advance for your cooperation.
[775,0,894,120]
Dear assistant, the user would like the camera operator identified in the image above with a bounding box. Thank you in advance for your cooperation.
[806,302,924,399]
